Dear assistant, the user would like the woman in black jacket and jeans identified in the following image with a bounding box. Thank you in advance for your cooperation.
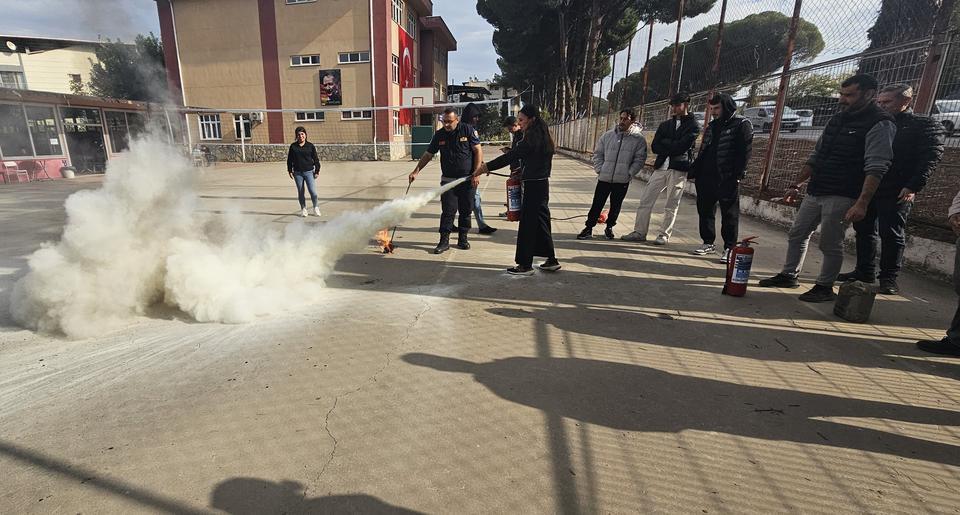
[477,105,559,275]
[287,126,322,217]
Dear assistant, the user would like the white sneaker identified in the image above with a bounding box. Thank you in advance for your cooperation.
[621,231,647,242]
[720,248,731,264]
[652,235,668,246]
[313,206,321,217]
[691,243,716,255]
[299,208,308,217]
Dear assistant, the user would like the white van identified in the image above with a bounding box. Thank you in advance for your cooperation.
[743,106,800,133]
[795,109,814,127]
[931,99,960,135]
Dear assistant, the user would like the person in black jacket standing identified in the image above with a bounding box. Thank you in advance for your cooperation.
[837,84,945,294]
[622,93,700,245]
[286,126,321,217]
[478,104,558,275]
[688,93,753,263]
[759,74,895,302]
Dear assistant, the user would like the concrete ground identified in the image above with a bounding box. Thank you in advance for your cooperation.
[0,156,958,514]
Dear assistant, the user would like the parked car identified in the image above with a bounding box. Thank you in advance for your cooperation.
[743,106,800,133]
[931,99,960,135]
[795,109,814,127]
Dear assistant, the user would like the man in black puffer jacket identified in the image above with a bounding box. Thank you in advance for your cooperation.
[759,74,896,303]
[837,84,945,295]
[688,93,753,263]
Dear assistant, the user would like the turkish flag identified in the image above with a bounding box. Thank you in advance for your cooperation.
[398,27,414,124]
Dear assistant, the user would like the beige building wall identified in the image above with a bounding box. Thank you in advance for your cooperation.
[1,45,99,94]
[174,0,266,142]
[274,0,373,144]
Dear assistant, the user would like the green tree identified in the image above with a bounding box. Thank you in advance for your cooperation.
[610,12,824,106]
[88,33,168,102]
[477,0,715,120]
[787,73,842,99]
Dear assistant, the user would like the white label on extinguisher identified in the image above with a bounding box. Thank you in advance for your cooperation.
[507,186,522,211]
[731,253,753,284]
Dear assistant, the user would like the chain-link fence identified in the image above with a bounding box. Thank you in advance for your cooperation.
[550,0,960,243]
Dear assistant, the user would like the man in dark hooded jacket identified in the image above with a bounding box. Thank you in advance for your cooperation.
[688,93,753,263]
[461,103,497,235]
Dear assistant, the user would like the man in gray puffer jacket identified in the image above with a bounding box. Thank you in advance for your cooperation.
[578,109,648,240]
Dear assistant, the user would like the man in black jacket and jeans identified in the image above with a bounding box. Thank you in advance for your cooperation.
[837,84,945,294]
[688,93,753,263]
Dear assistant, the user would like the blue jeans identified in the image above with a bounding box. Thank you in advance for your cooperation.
[473,189,489,229]
[293,169,318,209]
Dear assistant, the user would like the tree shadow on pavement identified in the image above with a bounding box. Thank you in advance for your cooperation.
[401,351,960,468]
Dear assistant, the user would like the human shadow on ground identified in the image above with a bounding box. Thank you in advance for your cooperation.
[210,477,422,514]
[328,254,957,380]
[402,352,960,467]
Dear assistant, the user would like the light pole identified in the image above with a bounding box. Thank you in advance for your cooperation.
[666,37,708,93]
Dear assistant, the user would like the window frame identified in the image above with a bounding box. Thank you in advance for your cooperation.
[392,0,403,24]
[295,111,326,122]
[198,114,222,141]
[340,110,373,121]
[391,54,399,84]
[338,51,371,64]
[234,114,252,140]
[290,54,321,67]
[285,0,316,4]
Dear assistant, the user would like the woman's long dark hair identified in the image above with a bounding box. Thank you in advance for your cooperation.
[519,104,555,154]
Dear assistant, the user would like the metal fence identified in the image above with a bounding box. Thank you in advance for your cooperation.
[550,0,960,243]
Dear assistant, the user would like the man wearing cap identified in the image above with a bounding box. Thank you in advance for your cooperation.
[622,92,701,245]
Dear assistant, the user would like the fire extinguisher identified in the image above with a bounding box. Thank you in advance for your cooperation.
[722,236,758,297]
[506,176,522,221]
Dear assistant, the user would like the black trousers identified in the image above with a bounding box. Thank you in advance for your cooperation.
[852,195,912,280]
[439,180,475,234]
[516,179,556,267]
[585,180,629,228]
[695,183,740,249]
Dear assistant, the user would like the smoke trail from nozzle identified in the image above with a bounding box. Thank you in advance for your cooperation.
[10,135,465,339]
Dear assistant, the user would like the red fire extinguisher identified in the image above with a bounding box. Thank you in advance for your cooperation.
[722,236,758,297]
[506,176,522,221]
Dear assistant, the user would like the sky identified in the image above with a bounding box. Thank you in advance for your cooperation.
[0,0,882,90]
[0,0,161,42]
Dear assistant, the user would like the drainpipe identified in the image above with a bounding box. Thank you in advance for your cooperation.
[369,0,379,160]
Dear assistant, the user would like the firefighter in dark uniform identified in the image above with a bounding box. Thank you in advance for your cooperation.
[409,107,483,254]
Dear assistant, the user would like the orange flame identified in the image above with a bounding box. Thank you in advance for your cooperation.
[376,229,394,253]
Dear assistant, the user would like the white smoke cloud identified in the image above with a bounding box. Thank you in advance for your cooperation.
[11,135,462,339]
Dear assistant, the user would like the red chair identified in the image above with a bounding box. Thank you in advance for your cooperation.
[2,161,30,184]
[22,160,52,181]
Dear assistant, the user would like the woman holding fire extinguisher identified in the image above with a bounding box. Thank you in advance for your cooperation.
[477,104,559,276]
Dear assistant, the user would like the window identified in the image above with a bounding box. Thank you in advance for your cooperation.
[0,104,30,156]
[291,55,321,67]
[234,114,251,140]
[286,0,316,4]
[391,54,399,84]
[105,111,131,153]
[392,0,403,24]
[24,106,62,156]
[338,51,370,64]
[295,111,325,122]
[199,114,221,140]
[393,110,401,135]
[406,10,417,37]
[341,111,373,120]
[0,71,26,89]
[434,81,441,101]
